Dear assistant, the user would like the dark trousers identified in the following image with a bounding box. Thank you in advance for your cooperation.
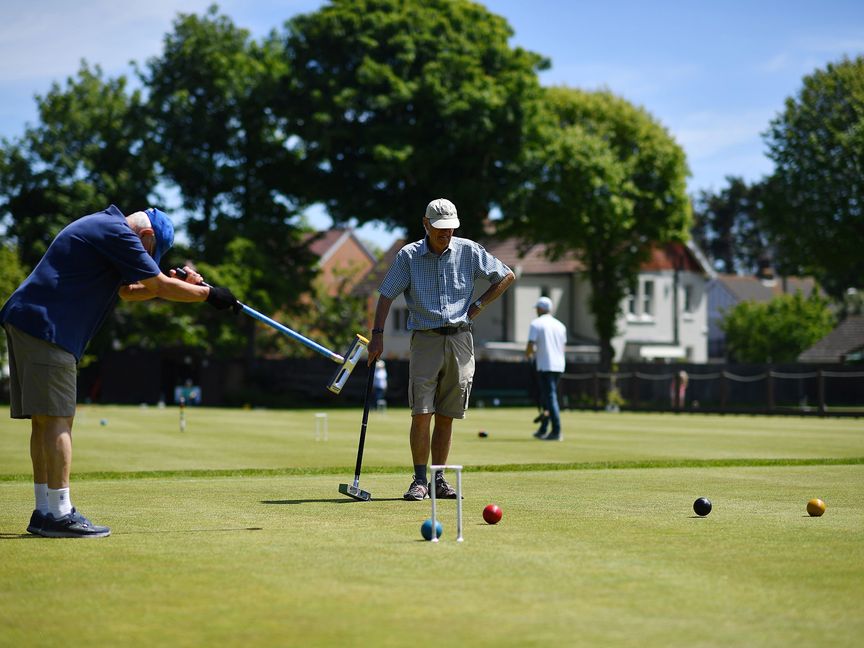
[536,371,562,435]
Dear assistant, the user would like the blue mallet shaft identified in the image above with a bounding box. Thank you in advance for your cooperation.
[172,267,344,364]
[240,304,343,364]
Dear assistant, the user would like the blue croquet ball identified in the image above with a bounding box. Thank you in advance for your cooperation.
[420,519,443,541]
[100,419,108,426]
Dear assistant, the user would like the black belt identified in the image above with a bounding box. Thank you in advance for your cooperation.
[427,324,472,335]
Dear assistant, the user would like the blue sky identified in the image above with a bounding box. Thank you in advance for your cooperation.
[1,1,861,249]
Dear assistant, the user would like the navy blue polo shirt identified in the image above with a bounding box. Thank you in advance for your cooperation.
[0,205,161,360]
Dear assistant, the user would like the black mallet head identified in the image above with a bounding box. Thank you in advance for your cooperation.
[693,497,712,517]
[339,483,371,501]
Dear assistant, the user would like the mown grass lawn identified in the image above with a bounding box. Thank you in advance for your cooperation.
[1,407,861,646]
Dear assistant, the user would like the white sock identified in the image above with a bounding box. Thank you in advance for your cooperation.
[47,487,73,518]
[34,483,49,514]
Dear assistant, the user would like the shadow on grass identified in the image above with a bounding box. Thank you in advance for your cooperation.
[0,533,38,540]
[261,498,405,505]
[113,527,265,534]
[472,438,550,443]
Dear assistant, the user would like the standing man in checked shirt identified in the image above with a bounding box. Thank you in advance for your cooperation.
[367,198,515,500]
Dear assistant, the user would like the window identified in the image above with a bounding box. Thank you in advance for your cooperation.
[683,285,693,313]
[642,281,654,316]
[627,291,637,315]
[626,280,656,320]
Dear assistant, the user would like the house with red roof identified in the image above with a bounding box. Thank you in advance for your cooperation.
[306,228,377,296]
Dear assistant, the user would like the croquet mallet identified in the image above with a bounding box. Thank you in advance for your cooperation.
[173,268,367,394]
[338,363,375,501]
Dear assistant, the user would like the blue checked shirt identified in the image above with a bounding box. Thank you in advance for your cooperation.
[378,236,512,330]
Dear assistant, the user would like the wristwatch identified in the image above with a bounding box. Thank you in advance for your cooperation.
[473,299,484,311]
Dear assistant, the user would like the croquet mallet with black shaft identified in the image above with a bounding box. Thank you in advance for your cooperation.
[338,363,375,501]
[173,268,367,394]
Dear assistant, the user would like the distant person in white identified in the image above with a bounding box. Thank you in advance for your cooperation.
[373,359,388,404]
[525,296,567,441]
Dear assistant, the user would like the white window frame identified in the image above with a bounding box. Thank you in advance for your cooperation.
[626,279,656,322]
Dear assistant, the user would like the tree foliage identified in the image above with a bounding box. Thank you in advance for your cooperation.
[0,243,26,303]
[720,291,835,363]
[691,176,772,275]
[762,55,864,298]
[504,87,691,367]
[0,63,154,268]
[140,6,317,317]
[280,0,548,239]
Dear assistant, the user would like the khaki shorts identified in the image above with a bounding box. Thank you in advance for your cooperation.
[409,329,475,419]
[4,324,77,419]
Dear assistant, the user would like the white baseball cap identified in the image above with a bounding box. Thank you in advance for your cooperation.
[535,296,553,311]
[424,198,460,229]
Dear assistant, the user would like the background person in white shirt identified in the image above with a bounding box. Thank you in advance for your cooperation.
[525,296,567,441]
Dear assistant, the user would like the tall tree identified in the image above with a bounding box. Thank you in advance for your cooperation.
[280,0,548,239]
[691,176,771,275]
[762,55,864,298]
[140,6,317,357]
[504,87,691,368]
[0,63,154,268]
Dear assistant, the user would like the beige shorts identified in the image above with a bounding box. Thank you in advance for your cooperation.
[4,324,77,419]
[409,329,475,419]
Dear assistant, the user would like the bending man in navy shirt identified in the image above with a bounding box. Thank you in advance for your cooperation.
[1,205,240,538]
[366,198,515,501]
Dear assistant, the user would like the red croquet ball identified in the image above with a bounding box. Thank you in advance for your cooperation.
[483,504,503,524]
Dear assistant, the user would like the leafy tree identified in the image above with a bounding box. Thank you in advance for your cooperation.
[0,243,27,396]
[504,87,691,368]
[691,176,771,274]
[139,6,318,353]
[277,265,369,360]
[0,242,26,303]
[279,0,548,240]
[721,291,836,363]
[762,55,864,298]
[0,63,154,268]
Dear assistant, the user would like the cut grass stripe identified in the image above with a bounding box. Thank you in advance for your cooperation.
[1,456,862,482]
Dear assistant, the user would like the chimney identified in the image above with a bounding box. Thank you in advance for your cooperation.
[757,252,776,286]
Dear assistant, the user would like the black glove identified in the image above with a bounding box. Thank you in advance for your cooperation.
[206,286,241,314]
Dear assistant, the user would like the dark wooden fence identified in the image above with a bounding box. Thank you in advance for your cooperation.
[64,349,864,417]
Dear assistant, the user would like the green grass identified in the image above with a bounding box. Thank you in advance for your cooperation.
[1,406,862,646]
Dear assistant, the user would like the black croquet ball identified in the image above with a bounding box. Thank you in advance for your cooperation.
[478,430,488,438]
[693,497,712,517]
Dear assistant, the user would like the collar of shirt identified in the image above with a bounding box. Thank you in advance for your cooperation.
[420,235,451,257]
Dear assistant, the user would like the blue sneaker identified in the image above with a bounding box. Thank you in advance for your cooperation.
[40,508,111,538]
[27,510,47,535]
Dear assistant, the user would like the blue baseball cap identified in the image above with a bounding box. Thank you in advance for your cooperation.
[144,207,174,266]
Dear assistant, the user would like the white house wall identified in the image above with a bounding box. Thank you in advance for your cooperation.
[508,275,572,343]
[613,270,708,362]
